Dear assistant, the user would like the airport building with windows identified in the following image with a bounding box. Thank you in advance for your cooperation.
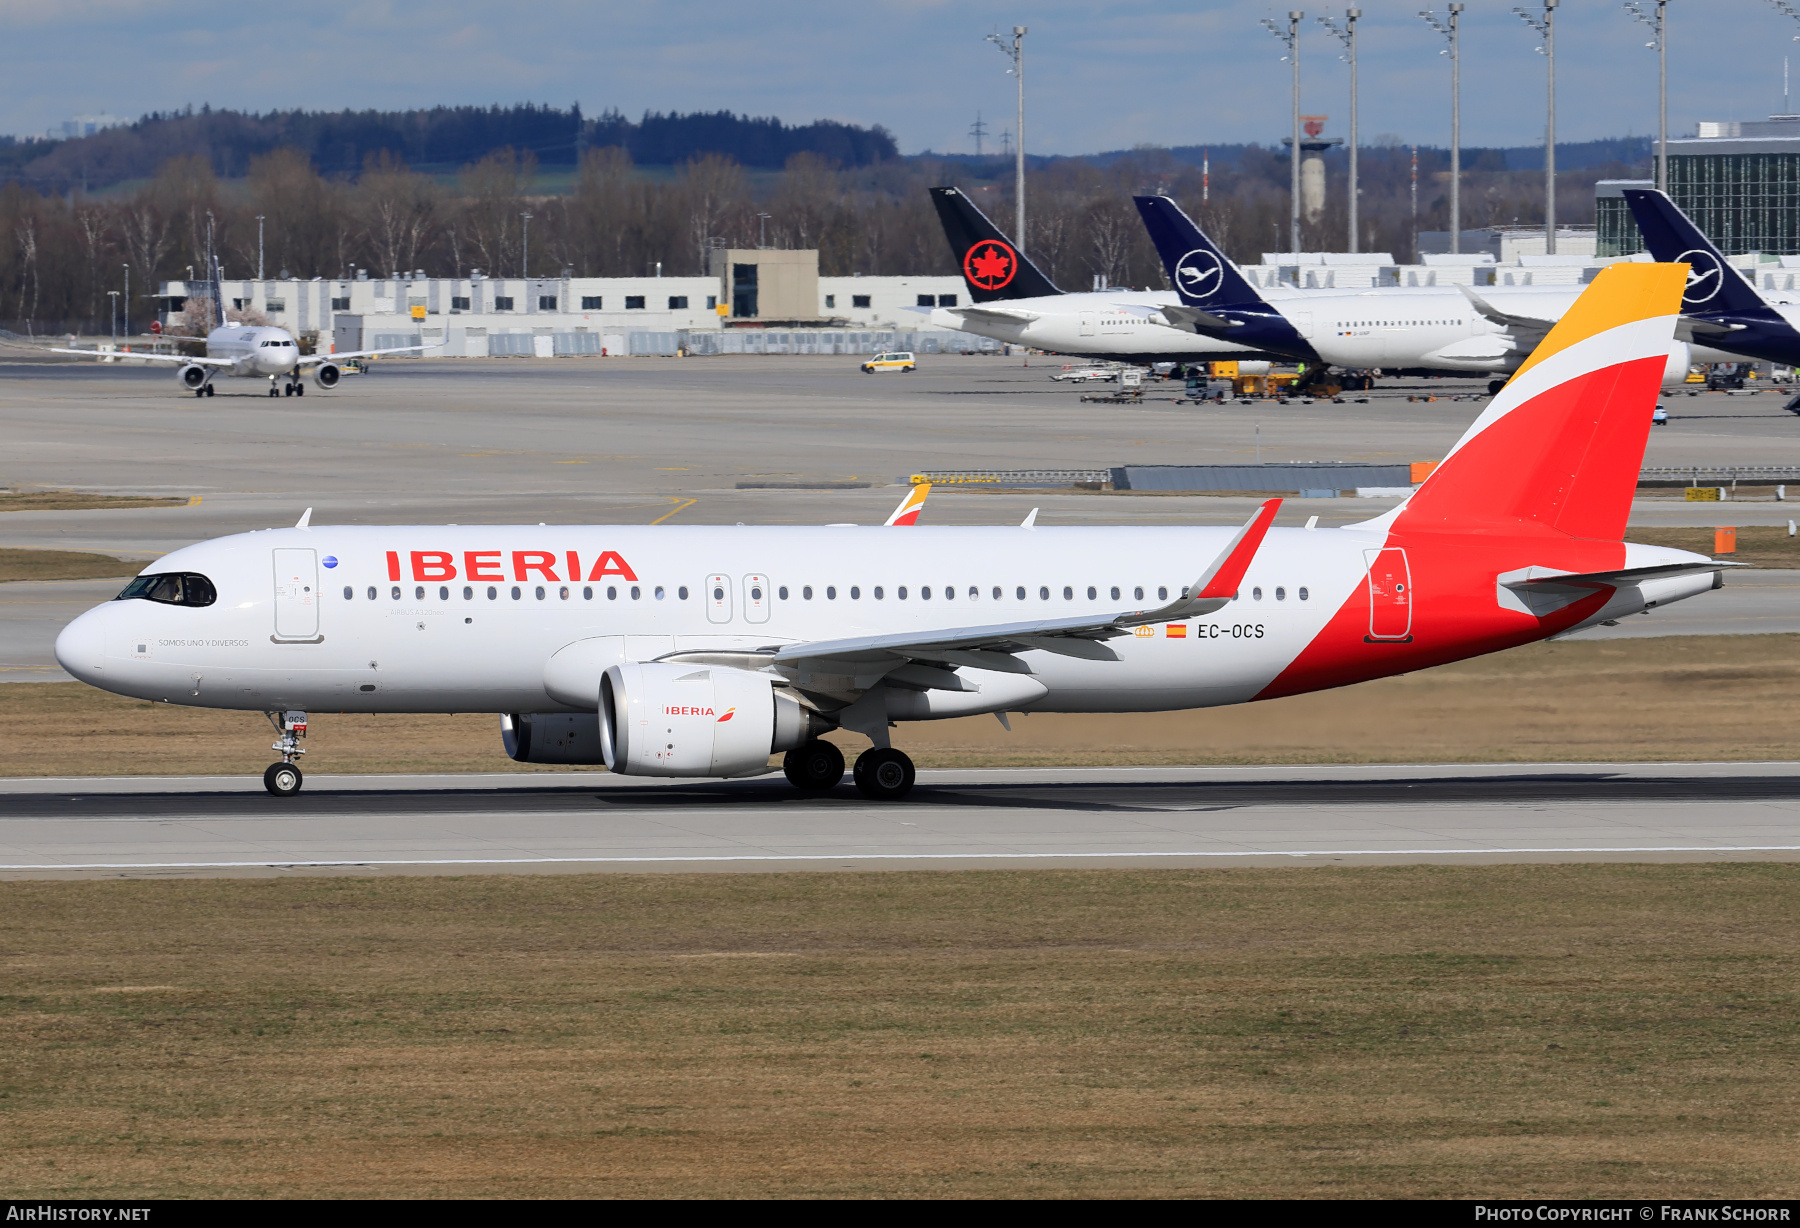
[153,251,973,358]
[1598,115,1800,258]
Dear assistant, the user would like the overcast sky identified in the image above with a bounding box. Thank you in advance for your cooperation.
[5,0,1793,156]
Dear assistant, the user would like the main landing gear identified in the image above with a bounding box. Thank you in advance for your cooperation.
[781,739,917,800]
[264,710,307,796]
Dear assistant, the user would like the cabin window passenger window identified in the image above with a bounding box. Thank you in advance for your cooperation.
[1135,586,1144,600]
[511,586,521,600]
[1298,587,1309,601]
[1157,587,1168,600]
[655,586,665,599]
[944,586,954,600]
[920,587,930,600]
[463,586,473,600]
[1016,586,1026,600]
[343,586,354,600]
[368,587,377,600]
[1110,586,1120,600]
[898,587,908,600]
[416,586,425,600]
[609,586,619,600]
[440,586,450,600]
[535,586,545,600]
[585,586,594,599]
[1040,587,1050,600]
[993,586,1002,599]
[678,586,689,600]
[779,586,789,600]
[850,586,859,599]
[1275,587,1286,601]
[826,586,836,599]
[559,586,569,600]
[391,586,402,600]
[803,585,813,600]
[1252,587,1263,600]
[631,586,641,600]
[873,587,884,599]
[488,586,497,600]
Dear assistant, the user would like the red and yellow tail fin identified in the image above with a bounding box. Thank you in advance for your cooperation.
[885,482,931,527]
[1398,263,1687,542]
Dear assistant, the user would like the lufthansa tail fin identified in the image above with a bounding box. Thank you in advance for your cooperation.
[1396,263,1687,542]
[1132,195,1269,307]
[929,187,1061,302]
[1623,189,1766,316]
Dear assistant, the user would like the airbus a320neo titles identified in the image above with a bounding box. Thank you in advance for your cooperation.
[57,265,1728,798]
[55,260,437,398]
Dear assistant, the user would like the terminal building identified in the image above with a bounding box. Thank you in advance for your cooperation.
[1598,114,1800,258]
[153,250,978,357]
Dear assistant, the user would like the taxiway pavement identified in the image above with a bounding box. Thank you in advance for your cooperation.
[2,762,1796,878]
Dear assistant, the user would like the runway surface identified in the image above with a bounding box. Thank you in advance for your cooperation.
[3,762,1797,878]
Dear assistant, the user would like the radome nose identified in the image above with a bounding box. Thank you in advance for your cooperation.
[55,606,107,679]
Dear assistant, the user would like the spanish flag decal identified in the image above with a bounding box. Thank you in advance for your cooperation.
[1165,624,1187,639]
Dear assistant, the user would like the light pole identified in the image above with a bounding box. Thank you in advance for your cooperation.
[1318,9,1361,253]
[756,212,772,248]
[1419,5,1464,254]
[986,25,1028,250]
[520,211,532,280]
[1262,11,1304,253]
[122,264,129,339]
[1514,1,1559,254]
[1626,2,1670,193]
[256,215,265,281]
[108,290,119,344]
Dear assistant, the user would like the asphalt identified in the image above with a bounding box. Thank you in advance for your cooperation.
[1,762,1796,878]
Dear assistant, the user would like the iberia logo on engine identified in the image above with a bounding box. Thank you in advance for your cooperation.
[665,706,714,717]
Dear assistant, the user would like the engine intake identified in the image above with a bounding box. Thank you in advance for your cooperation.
[178,363,208,390]
[501,712,605,764]
[313,362,342,389]
[599,662,832,778]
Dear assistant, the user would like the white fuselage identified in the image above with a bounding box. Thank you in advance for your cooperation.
[56,524,1379,717]
[931,290,1273,360]
[201,324,304,378]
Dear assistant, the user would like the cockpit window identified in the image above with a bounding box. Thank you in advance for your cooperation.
[115,572,217,608]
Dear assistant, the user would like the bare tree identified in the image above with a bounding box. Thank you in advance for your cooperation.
[354,151,439,276]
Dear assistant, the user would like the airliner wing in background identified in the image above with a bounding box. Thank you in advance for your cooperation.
[939,305,1043,325]
[1157,303,1246,334]
[299,341,444,365]
[1457,285,1557,337]
[50,347,238,366]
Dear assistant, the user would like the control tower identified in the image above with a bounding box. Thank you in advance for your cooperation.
[1282,116,1342,224]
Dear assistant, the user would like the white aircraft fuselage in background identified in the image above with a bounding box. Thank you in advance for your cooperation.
[55,320,434,396]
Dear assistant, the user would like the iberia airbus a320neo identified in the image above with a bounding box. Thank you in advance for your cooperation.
[56,265,1726,799]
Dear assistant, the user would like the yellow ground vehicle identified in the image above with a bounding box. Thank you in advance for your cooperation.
[861,351,917,373]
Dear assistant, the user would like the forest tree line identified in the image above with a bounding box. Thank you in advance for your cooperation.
[1,138,1642,335]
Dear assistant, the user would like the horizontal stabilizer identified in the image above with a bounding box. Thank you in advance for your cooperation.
[1500,560,1740,590]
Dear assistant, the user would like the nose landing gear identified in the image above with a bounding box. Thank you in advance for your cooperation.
[263,710,308,796]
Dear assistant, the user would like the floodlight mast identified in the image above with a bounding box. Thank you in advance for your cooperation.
[1317,9,1361,253]
[1418,5,1464,254]
[1514,1,1559,254]
[1262,11,1304,254]
[1626,1,1671,193]
[986,26,1028,253]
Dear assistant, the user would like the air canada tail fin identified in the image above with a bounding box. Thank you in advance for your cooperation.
[1132,194,1268,307]
[1395,263,1687,542]
[1623,189,1766,316]
[929,187,1061,301]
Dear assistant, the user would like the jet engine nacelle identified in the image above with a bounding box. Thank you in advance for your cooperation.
[501,711,605,764]
[1662,341,1692,386]
[312,362,342,389]
[178,363,208,390]
[599,662,831,778]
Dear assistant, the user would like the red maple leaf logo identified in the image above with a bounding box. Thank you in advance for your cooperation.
[964,241,1017,290]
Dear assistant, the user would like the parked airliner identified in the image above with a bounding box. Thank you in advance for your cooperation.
[56,265,1726,799]
[1134,195,1734,392]
[923,187,1272,363]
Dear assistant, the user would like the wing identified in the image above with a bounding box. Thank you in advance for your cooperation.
[1157,303,1244,334]
[1457,285,1556,336]
[1673,317,1747,341]
[939,305,1041,325]
[299,341,443,366]
[884,482,931,526]
[51,347,237,367]
[704,500,1282,705]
